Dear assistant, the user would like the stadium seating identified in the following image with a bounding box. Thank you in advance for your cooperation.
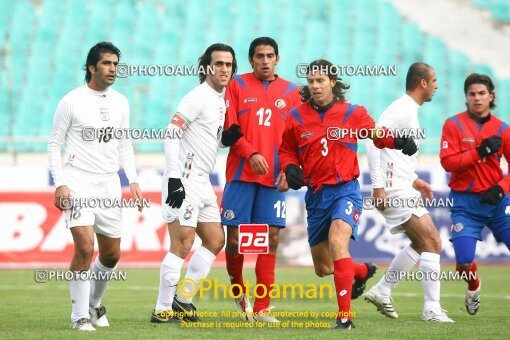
[472,0,510,23]
[1,0,509,153]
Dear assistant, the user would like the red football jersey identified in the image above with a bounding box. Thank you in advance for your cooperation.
[279,101,386,191]
[225,73,301,187]
[440,111,510,194]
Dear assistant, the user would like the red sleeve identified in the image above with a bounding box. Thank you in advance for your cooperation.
[350,106,396,149]
[224,80,257,159]
[279,117,299,171]
[286,87,302,111]
[439,119,481,172]
[498,127,510,194]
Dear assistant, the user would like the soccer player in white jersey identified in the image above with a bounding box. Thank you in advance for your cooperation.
[151,44,241,324]
[365,63,453,322]
[48,42,143,331]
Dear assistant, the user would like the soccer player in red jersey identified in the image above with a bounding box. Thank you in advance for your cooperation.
[279,59,417,329]
[221,37,301,322]
[440,73,510,316]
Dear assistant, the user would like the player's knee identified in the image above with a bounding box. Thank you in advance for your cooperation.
[225,237,239,255]
[268,233,279,253]
[203,237,225,255]
[74,242,94,260]
[100,249,121,267]
[170,239,194,258]
[314,265,333,277]
[430,234,442,253]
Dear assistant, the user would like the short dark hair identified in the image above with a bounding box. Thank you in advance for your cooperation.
[405,62,433,91]
[464,73,496,109]
[300,59,350,102]
[249,37,279,60]
[198,43,237,84]
[83,42,121,83]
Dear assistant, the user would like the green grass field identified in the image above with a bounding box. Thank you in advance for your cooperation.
[1,265,509,339]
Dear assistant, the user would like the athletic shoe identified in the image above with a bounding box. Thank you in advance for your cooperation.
[70,318,96,331]
[150,309,181,324]
[352,263,377,299]
[421,308,454,322]
[334,319,355,329]
[364,286,398,319]
[235,293,255,321]
[172,297,200,322]
[253,306,280,323]
[89,304,109,327]
[465,280,481,315]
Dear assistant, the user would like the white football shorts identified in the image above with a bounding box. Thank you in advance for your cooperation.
[161,173,221,227]
[63,165,122,238]
[378,189,429,234]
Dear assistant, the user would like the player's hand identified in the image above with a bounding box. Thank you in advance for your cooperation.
[413,178,434,201]
[372,187,388,211]
[54,185,70,211]
[480,185,504,205]
[285,164,303,190]
[221,124,243,147]
[166,178,186,208]
[249,153,269,175]
[275,172,289,192]
[476,135,502,157]
[129,182,144,212]
[394,137,417,156]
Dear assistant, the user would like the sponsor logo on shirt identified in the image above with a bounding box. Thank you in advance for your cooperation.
[462,138,475,143]
[275,99,286,109]
[301,132,314,138]
[442,141,448,149]
[243,98,257,103]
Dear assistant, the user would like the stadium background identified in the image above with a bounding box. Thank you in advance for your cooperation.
[1,0,510,266]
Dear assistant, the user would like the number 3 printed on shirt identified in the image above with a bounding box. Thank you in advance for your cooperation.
[345,201,353,215]
[321,137,328,156]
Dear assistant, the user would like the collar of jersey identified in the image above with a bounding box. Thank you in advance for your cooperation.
[85,84,110,97]
[467,110,491,124]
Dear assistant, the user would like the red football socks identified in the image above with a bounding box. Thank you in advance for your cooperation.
[226,252,245,296]
[253,254,276,313]
[333,257,354,320]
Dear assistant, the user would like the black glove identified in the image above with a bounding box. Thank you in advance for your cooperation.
[394,137,418,156]
[221,124,243,147]
[480,185,504,205]
[166,178,185,208]
[476,135,502,157]
[285,164,303,190]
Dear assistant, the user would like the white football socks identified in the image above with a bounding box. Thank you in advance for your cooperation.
[70,271,91,322]
[155,252,184,311]
[420,252,441,312]
[89,257,115,308]
[376,244,420,296]
[177,246,216,304]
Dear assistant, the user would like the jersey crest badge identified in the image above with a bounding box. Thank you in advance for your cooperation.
[275,99,286,109]
[100,107,110,121]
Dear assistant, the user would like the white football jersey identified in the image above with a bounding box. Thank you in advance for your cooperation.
[367,94,421,190]
[164,81,226,179]
[48,85,137,187]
